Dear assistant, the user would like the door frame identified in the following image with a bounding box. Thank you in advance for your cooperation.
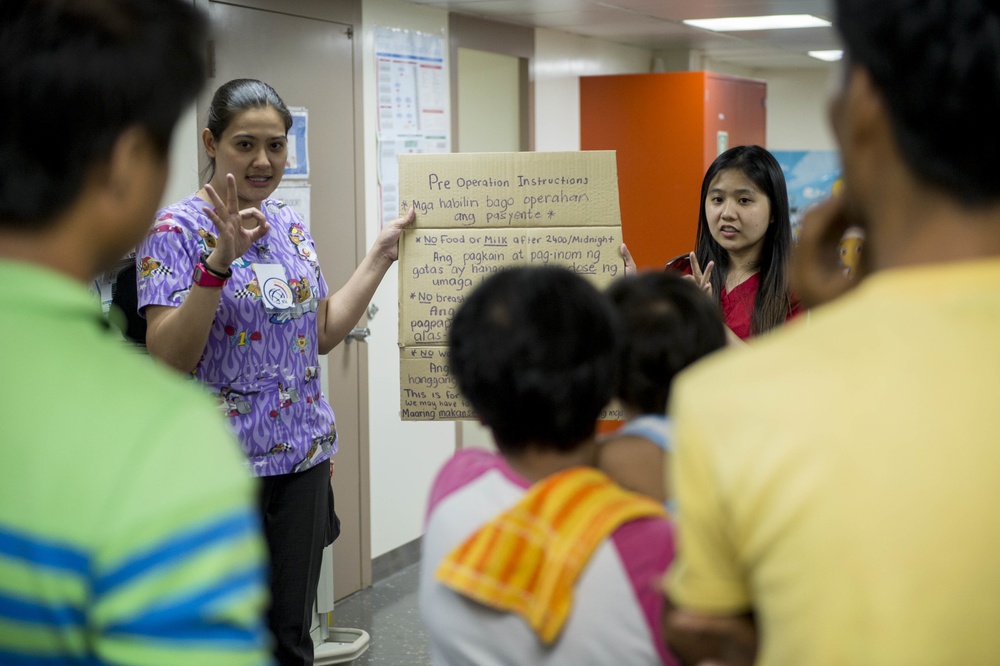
[448,13,534,154]
[194,0,372,595]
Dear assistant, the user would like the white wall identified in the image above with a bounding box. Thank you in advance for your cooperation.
[458,48,521,152]
[162,103,201,209]
[763,67,839,151]
[688,55,838,152]
[361,0,457,559]
[533,28,653,152]
[691,52,756,79]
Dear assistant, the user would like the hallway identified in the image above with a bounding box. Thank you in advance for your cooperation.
[331,564,432,665]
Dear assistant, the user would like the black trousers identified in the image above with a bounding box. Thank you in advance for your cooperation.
[258,461,340,666]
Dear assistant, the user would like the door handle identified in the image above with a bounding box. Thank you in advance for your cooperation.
[345,326,371,343]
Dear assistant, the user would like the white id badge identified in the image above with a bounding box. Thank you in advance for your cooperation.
[252,263,293,312]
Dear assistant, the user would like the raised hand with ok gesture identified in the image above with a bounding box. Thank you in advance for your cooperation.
[200,173,271,274]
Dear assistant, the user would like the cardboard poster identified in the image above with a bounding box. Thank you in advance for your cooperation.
[398,151,623,421]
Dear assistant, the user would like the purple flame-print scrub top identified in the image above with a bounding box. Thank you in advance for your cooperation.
[136,194,337,477]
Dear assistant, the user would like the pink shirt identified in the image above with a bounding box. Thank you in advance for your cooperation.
[419,449,677,665]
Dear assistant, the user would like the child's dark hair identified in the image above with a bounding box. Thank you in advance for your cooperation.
[448,266,621,454]
[607,272,726,415]
[694,145,793,336]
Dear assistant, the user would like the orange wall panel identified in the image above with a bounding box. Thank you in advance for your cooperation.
[704,73,767,166]
[581,72,767,272]
[581,72,707,270]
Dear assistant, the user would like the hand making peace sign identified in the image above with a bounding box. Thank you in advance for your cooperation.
[686,251,715,296]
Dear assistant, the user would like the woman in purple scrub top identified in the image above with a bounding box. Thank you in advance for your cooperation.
[136,78,414,665]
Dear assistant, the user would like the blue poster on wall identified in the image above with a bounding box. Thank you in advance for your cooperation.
[772,150,841,240]
[284,107,309,179]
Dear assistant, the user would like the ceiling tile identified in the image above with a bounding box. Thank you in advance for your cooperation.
[411,0,841,69]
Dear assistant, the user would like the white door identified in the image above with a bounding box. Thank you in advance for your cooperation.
[198,0,370,600]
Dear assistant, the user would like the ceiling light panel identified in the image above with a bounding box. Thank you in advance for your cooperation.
[683,14,832,32]
[808,49,844,61]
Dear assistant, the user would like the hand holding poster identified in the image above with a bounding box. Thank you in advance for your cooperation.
[398,151,623,421]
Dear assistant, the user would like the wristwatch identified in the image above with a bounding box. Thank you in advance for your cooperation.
[192,262,229,288]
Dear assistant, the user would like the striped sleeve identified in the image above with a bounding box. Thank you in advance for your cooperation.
[92,509,269,665]
[0,403,271,665]
[0,527,93,662]
[0,512,268,665]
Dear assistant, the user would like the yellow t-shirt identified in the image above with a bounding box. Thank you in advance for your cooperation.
[666,258,1000,665]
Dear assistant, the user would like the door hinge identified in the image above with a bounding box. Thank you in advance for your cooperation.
[346,26,353,39]
[206,39,215,79]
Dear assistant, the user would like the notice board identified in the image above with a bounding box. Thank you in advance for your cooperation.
[397,151,623,421]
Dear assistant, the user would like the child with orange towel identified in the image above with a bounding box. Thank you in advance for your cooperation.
[419,266,676,665]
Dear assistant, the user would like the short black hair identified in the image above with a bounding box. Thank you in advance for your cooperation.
[202,78,293,182]
[0,0,207,229]
[607,272,726,415]
[448,266,621,454]
[836,0,1000,204]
